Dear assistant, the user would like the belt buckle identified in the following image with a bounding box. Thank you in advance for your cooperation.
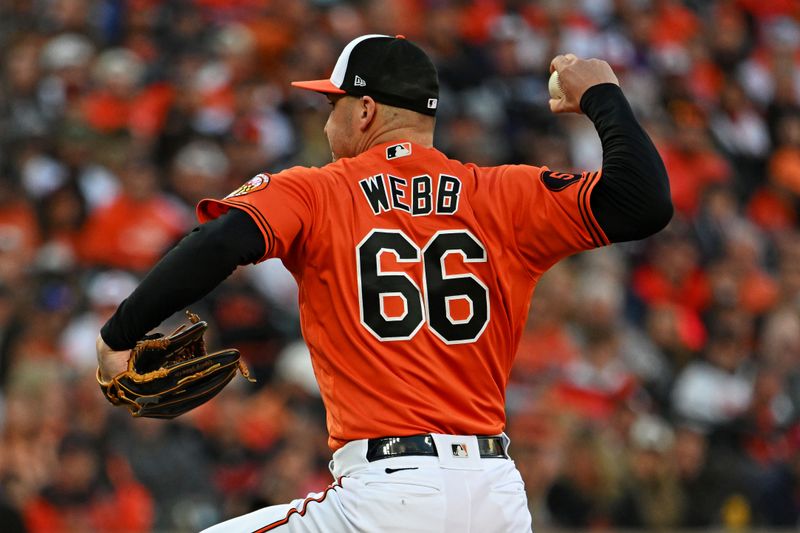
[477,435,507,458]
[366,435,436,461]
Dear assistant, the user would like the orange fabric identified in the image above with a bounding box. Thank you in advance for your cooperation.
[650,1,700,46]
[513,324,579,381]
[79,194,188,272]
[23,481,153,533]
[198,141,607,450]
[688,60,725,104]
[739,271,779,315]
[388,0,426,40]
[81,92,131,132]
[554,379,636,421]
[82,85,175,136]
[747,187,797,231]
[459,0,504,44]
[769,147,800,196]
[736,0,800,17]
[129,83,175,138]
[244,17,297,59]
[659,144,731,215]
[632,264,711,313]
[193,0,267,10]
[674,305,707,352]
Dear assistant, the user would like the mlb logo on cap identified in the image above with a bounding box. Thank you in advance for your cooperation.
[291,34,439,117]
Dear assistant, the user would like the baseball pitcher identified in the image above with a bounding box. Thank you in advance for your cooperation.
[97,35,672,532]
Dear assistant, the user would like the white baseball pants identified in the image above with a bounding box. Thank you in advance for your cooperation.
[201,433,532,532]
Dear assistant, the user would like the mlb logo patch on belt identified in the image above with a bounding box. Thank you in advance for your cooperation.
[452,443,469,457]
[386,143,412,160]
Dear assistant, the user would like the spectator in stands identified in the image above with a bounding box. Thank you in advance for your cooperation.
[79,159,190,272]
[546,425,622,529]
[23,431,153,533]
[612,414,683,529]
[672,322,755,431]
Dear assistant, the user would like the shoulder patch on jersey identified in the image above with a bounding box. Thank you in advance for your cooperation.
[540,170,584,191]
[225,173,271,198]
[386,143,412,160]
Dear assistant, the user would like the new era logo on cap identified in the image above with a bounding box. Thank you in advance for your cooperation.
[290,34,439,116]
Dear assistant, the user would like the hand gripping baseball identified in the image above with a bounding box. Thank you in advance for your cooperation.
[549,54,619,114]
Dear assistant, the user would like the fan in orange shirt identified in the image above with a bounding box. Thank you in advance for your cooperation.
[80,161,189,272]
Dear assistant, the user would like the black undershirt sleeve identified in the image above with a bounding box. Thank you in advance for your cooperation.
[101,208,266,350]
[581,83,673,242]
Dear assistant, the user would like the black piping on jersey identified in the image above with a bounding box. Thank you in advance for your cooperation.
[577,171,607,247]
[575,172,597,247]
[224,198,277,259]
[585,172,608,246]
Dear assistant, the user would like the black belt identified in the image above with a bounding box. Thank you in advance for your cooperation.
[366,435,507,461]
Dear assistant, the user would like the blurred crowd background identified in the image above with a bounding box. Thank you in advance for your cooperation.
[1,0,800,531]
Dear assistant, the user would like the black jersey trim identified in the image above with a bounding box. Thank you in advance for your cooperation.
[583,170,609,246]
[577,172,601,247]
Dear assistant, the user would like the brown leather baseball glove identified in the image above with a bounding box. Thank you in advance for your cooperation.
[97,311,254,418]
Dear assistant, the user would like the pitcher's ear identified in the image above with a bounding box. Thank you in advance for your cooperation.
[358,96,378,131]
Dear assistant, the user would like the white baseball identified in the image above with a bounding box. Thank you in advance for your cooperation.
[548,70,564,99]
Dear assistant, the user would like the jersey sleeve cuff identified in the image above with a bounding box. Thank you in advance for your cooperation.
[579,171,610,247]
[197,198,275,262]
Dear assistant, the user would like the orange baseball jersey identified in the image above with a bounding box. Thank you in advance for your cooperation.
[197,141,608,450]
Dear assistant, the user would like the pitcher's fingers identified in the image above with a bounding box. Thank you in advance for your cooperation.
[550,53,577,73]
[549,98,567,113]
[550,54,566,73]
